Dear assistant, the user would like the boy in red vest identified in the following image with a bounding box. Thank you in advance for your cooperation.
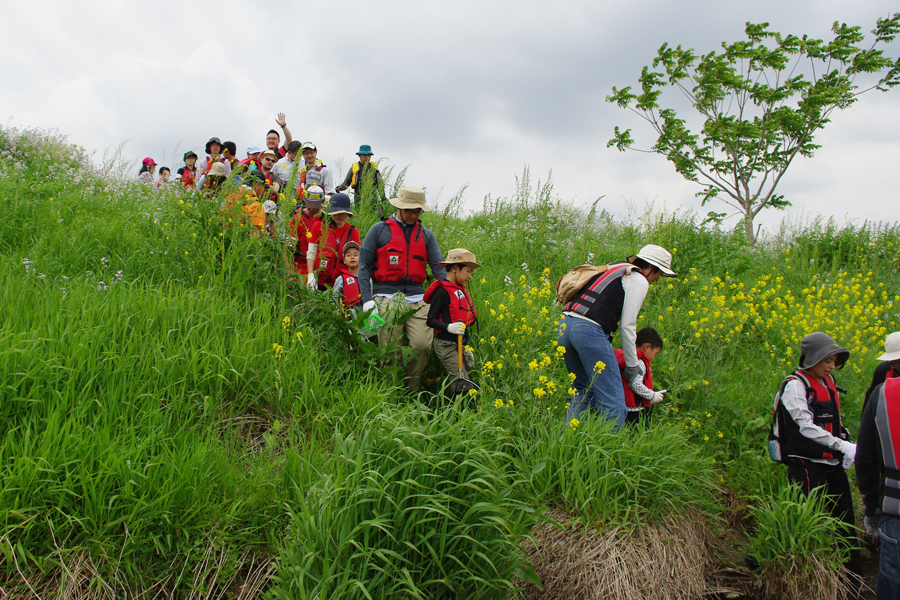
[333,241,363,313]
[425,248,481,398]
[615,327,666,425]
[288,185,324,277]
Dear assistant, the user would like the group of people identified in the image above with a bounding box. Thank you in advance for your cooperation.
[136,114,388,212]
[136,117,900,596]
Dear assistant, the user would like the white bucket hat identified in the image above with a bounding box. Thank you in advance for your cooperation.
[389,185,432,212]
[627,244,676,277]
[877,332,900,362]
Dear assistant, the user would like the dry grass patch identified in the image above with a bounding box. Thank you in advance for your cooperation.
[520,509,712,600]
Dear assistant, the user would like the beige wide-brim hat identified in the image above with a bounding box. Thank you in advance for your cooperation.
[877,332,900,361]
[208,162,228,177]
[389,185,432,212]
[439,248,482,269]
[627,244,676,277]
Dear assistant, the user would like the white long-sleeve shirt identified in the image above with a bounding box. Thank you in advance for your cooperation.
[780,378,845,466]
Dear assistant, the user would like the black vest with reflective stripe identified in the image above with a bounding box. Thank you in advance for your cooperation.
[875,378,900,516]
[563,262,634,335]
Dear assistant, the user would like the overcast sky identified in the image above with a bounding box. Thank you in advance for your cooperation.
[3,0,898,233]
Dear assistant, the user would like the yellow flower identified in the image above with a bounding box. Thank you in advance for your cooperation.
[568,418,580,430]
[493,398,504,408]
[306,231,312,238]
[594,360,605,373]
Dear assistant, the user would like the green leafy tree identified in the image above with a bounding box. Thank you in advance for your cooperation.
[607,16,900,243]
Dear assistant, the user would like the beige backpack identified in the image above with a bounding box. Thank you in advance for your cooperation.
[556,264,611,304]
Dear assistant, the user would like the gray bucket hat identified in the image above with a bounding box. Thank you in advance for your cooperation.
[798,332,850,369]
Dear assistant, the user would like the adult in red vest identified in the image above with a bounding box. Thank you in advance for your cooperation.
[177,151,199,190]
[774,332,861,580]
[358,185,447,392]
[857,331,900,597]
[559,245,675,431]
[306,193,360,291]
[196,137,231,177]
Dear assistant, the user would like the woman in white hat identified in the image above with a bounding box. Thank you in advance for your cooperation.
[558,244,676,430]
[357,185,447,393]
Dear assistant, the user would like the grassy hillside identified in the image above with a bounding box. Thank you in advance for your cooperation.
[2,125,898,598]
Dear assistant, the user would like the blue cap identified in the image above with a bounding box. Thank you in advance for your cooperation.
[357,144,373,155]
[247,145,261,155]
[327,193,354,215]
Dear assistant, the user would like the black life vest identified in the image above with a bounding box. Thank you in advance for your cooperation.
[875,378,900,516]
[562,262,636,335]
[774,370,845,461]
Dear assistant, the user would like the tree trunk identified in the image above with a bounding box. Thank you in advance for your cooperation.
[743,215,756,244]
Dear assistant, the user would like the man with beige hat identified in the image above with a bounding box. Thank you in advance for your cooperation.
[358,184,447,392]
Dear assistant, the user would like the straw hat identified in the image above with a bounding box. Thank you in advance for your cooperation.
[799,332,850,369]
[439,248,482,269]
[627,244,676,277]
[877,332,900,362]
[389,185,431,211]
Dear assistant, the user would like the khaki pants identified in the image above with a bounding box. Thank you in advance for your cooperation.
[376,298,433,392]
[433,337,475,397]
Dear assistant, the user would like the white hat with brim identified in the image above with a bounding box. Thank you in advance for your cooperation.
[627,244,676,277]
[877,332,900,362]
[389,185,432,212]
[439,248,482,269]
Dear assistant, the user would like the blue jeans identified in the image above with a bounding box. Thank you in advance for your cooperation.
[558,314,626,430]
[880,516,900,599]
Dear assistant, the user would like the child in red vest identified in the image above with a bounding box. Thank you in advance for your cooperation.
[306,193,360,292]
[425,248,481,399]
[333,241,363,313]
[615,327,666,425]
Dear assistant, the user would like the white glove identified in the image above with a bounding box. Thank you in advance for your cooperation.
[363,300,377,314]
[841,442,857,470]
[447,322,466,336]
[306,273,316,291]
[865,516,880,539]
[650,391,666,404]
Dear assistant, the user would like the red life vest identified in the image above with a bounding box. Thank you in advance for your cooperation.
[315,223,358,285]
[291,209,320,274]
[336,267,362,307]
[373,219,428,284]
[874,378,900,516]
[423,280,477,326]
[203,155,225,175]
[615,348,653,408]
[181,167,197,189]
[888,369,897,381]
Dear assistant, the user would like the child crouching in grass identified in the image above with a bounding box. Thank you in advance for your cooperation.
[424,248,480,399]
[615,327,666,425]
